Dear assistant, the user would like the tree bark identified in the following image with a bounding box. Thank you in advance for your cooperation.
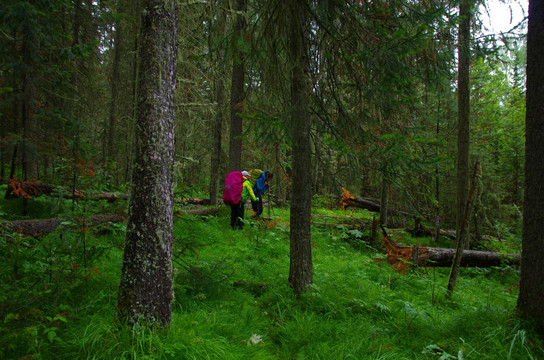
[227,0,247,172]
[117,0,177,326]
[288,0,313,295]
[517,0,544,330]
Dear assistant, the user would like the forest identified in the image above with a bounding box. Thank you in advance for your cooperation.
[1,0,543,359]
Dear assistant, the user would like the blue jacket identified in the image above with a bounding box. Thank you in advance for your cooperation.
[253,170,268,197]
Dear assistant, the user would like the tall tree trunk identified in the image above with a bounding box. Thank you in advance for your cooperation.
[210,79,224,205]
[517,0,544,330]
[0,105,5,180]
[312,131,322,194]
[209,3,226,205]
[21,27,37,215]
[456,0,471,250]
[227,0,247,172]
[117,0,177,326]
[434,97,441,242]
[288,0,312,295]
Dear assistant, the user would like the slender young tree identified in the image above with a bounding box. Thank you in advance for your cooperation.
[228,0,247,172]
[117,0,177,326]
[288,0,313,295]
[517,0,544,330]
[456,0,471,249]
[448,161,480,298]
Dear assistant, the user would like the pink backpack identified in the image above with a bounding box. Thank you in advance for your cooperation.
[223,171,244,205]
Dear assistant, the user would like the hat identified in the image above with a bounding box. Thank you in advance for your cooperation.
[241,171,250,177]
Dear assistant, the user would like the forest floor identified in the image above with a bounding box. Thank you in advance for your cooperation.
[0,189,540,359]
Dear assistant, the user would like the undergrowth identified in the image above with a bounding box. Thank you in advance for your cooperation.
[0,194,540,359]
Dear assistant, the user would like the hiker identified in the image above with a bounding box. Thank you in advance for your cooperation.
[230,170,257,229]
[247,169,273,218]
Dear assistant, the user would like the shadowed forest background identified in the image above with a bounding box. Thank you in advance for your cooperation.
[2,0,543,359]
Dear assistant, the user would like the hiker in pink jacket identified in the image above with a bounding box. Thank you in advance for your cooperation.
[230,171,257,229]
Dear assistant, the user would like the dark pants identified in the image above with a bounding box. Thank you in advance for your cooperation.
[251,196,263,217]
[230,202,245,229]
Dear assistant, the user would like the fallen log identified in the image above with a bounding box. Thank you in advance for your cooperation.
[312,222,362,230]
[4,180,221,205]
[407,225,457,240]
[3,213,127,237]
[340,188,409,216]
[93,192,130,202]
[380,235,520,273]
[312,214,368,224]
[3,206,220,237]
[175,207,220,217]
[176,197,212,205]
[5,179,59,199]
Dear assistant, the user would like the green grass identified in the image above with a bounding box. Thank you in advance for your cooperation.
[0,197,540,360]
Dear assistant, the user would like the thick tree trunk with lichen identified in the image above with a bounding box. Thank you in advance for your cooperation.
[517,0,544,330]
[116,0,177,326]
[288,0,313,295]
